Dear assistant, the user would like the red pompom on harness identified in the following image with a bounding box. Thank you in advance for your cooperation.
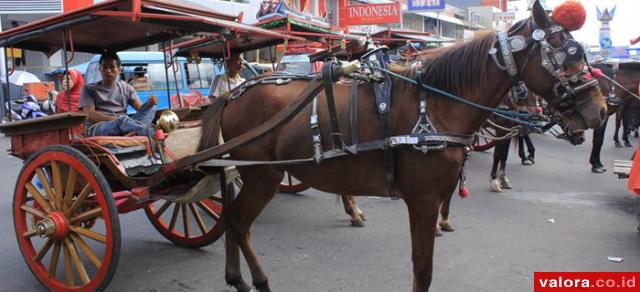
[552,0,586,31]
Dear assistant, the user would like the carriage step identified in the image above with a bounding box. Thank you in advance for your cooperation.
[613,159,633,179]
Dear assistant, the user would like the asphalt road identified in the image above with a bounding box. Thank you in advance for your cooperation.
[0,117,639,292]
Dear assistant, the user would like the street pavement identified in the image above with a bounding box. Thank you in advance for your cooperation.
[0,117,639,292]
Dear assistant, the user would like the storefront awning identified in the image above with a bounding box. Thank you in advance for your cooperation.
[410,11,465,26]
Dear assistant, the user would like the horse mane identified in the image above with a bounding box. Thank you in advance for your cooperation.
[392,32,497,95]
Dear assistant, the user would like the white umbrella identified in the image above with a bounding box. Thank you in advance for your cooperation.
[2,70,41,86]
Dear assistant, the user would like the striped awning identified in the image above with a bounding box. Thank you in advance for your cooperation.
[0,0,62,13]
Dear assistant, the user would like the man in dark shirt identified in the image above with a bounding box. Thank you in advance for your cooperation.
[80,52,157,136]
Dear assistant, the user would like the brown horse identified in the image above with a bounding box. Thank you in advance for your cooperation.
[199,2,606,291]
[589,62,640,172]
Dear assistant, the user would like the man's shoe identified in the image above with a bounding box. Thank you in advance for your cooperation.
[591,166,607,173]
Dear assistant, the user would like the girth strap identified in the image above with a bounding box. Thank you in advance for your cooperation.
[322,62,344,150]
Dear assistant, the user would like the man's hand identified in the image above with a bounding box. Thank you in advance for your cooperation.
[148,94,158,106]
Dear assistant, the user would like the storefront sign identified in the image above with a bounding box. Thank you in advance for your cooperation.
[344,3,401,25]
[407,0,446,12]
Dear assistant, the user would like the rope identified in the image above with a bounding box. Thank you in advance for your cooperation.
[373,66,541,129]
[475,119,521,141]
[600,74,640,100]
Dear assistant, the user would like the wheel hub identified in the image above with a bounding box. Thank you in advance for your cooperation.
[36,211,69,240]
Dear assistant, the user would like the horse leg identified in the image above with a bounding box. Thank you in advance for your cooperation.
[225,230,252,292]
[490,140,504,192]
[438,191,455,232]
[404,194,441,292]
[590,119,608,173]
[226,166,283,292]
[340,195,366,227]
[623,108,633,147]
[524,134,535,164]
[499,139,512,189]
[614,110,623,148]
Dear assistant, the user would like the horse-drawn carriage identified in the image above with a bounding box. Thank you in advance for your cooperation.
[0,1,609,291]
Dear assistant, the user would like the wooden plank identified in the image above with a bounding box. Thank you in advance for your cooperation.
[0,112,86,136]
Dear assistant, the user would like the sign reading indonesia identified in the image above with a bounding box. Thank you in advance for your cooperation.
[345,3,402,25]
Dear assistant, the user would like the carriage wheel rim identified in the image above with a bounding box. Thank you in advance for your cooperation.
[144,195,224,247]
[14,149,117,292]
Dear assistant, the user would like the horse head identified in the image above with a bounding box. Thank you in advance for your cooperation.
[507,0,607,132]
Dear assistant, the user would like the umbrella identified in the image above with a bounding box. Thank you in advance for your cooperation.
[3,70,41,86]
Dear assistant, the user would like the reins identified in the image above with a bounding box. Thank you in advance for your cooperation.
[373,66,542,130]
[600,73,640,100]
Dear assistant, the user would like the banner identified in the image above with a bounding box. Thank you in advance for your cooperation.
[408,0,445,12]
[344,3,402,25]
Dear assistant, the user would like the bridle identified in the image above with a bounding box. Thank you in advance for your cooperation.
[490,18,599,118]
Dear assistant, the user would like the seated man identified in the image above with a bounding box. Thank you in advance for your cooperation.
[211,53,245,97]
[80,52,157,137]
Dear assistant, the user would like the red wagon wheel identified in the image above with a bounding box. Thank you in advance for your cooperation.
[472,125,499,151]
[278,172,310,194]
[144,174,242,247]
[14,146,120,292]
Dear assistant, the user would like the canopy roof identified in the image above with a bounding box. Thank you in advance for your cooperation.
[173,27,305,59]
[0,0,293,55]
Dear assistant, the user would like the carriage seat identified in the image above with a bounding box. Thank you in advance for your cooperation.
[82,135,150,148]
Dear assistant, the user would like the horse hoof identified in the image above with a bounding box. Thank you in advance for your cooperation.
[521,159,533,166]
[591,166,607,173]
[625,142,633,147]
[615,142,623,148]
[501,178,513,189]
[435,227,443,237]
[490,179,502,192]
[527,156,535,164]
[358,213,367,221]
[350,218,366,227]
[439,222,456,232]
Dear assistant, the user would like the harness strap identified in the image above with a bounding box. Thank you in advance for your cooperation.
[322,62,344,150]
[350,80,359,148]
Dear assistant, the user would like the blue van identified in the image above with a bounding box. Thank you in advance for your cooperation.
[84,52,224,112]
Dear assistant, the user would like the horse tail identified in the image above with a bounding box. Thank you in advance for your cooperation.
[198,96,228,151]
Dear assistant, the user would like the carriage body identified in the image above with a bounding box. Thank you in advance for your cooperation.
[0,0,295,290]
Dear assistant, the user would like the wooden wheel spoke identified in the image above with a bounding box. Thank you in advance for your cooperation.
[196,201,221,221]
[63,241,74,286]
[63,168,78,212]
[70,234,102,269]
[23,229,38,239]
[25,182,52,213]
[48,242,62,278]
[71,207,102,223]
[33,238,54,263]
[189,203,208,235]
[71,226,107,243]
[154,201,172,219]
[182,204,190,238]
[36,168,56,210]
[168,204,180,232]
[66,183,92,217]
[64,238,90,285]
[51,161,64,212]
[21,204,46,219]
[209,195,223,204]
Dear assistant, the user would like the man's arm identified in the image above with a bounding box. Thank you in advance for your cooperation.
[83,103,117,123]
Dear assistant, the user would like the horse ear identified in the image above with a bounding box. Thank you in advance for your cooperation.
[531,0,551,28]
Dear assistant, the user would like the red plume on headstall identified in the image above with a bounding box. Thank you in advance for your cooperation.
[552,0,586,31]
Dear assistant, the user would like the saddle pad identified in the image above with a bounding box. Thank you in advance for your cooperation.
[82,136,149,148]
[164,127,202,159]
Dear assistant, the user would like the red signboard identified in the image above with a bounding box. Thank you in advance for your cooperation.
[64,0,94,12]
[343,3,402,25]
